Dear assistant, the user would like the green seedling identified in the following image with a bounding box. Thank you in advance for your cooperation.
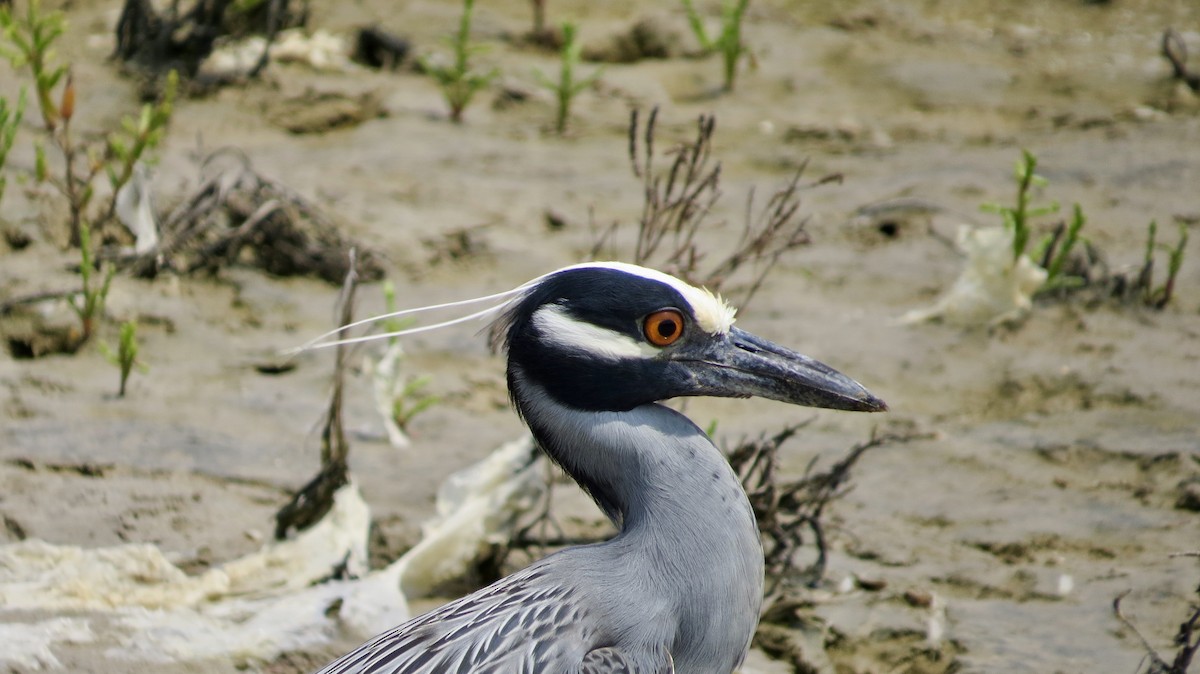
[0,0,66,131]
[681,0,752,92]
[0,88,25,204]
[100,320,146,397]
[71,219,115,342]
[981,149,1060,263]
[1036,203,1087,293]
[1143,221,1189,309]
[420,0,498,123]
[391,375,440,434]
[379,281,440,436]
[534,22,602,134]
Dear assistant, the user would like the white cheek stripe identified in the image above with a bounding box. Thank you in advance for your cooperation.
[532,304,660,360]
[557,261,737,334]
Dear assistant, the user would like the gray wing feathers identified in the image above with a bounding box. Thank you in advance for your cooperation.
[316,565,591,674]
[581,647,674,674]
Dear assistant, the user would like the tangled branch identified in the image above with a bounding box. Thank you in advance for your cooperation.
[728,426,932,593]
[590,108,838,309]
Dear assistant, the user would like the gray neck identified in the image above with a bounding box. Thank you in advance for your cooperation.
[511,368,764,671]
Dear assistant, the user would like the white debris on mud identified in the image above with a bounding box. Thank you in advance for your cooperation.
[0,618,94,671]
[205,29,353,76]
[902,225,1048,327]
[0,436,545,669]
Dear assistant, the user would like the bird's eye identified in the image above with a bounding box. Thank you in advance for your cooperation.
[643,309,685,347]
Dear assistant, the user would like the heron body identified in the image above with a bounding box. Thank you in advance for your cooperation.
[316,262,885,674]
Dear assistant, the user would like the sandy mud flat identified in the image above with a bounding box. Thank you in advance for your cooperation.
[1,1,1198,672]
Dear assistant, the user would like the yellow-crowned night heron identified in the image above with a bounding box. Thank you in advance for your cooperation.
[315,262,886,674]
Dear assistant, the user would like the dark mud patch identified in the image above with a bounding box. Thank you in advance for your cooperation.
[826,628,965,674]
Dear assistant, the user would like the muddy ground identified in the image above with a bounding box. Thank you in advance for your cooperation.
[1,0,1199,672]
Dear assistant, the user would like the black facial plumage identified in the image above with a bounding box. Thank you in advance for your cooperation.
[491,266,706,412]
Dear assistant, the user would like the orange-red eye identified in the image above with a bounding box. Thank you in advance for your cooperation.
[643,309,685,347]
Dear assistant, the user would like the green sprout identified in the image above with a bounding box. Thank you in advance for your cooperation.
[100,320,145,397]
[71,219,116,342]
[534,22,603,135]
[0,88,25,204]
[980,151,1188,309]
[420,0,498,123]
[1036,203,1087,292]
[0,0,66,131]
[705,418,719,438]
[380,279,413,338]
[981,149,1060,263]
[391,375,440,434]
[1144,221,1189,309]
[380,281,440,435]
[681,0,752,92]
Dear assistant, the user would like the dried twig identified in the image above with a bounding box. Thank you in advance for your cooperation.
[1114,571,1200,674]
[121,148,383,283]
[273,251,360,539]
[592,107,832,310]
[728,426,932,593]
[1163,29,1200,93]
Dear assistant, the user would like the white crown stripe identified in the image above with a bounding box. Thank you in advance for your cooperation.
[568,262,737,334]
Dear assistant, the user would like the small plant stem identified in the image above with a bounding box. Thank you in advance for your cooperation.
[116,321,138,397]
[448,0,479,123]
[59,92,84,244]
[0,89,25,203]
[1011,150,1036,261]
[421,0,495,124]
[454,0,472,82]
[554,29,574,133]
[1139,221,1158,302]
[681,0,751,92]
[536,22,601,135]
[1042,203,1084,288]
[720,0,750,91]
[681,0,714,51]
[1155,222,1188,309]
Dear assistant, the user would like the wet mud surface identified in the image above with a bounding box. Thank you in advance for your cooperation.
[1,0,1199,672]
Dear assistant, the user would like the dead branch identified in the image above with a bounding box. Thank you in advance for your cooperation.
[1163,29,1200,93]
[273,251,360,539]
[1115,575,1200,674]
[120,148,383,284]
[728,426,933,594]
[114,0,309,81]
[592,107,833,310]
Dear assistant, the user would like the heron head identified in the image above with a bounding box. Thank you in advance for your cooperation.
[490,262,887,414]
